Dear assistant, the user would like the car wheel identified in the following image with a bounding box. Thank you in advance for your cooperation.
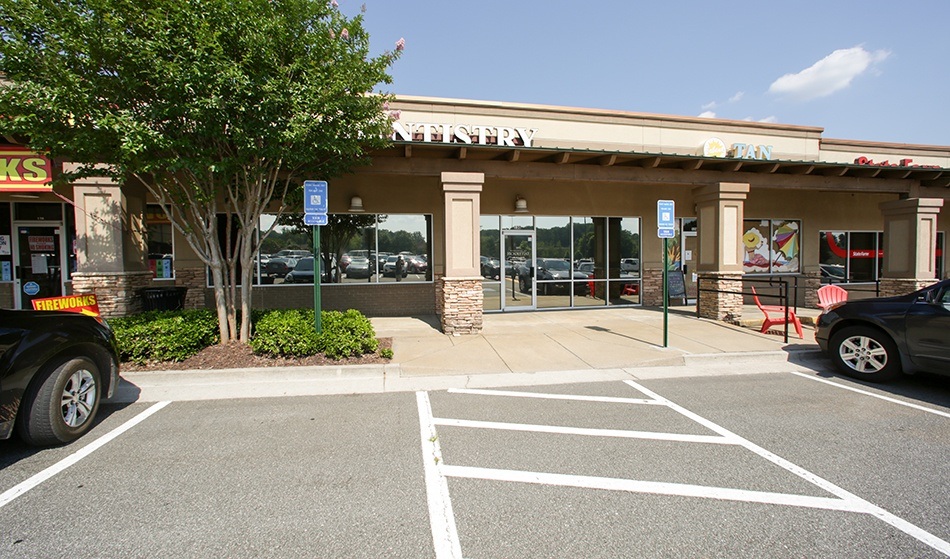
[829,326,901,382]
[17,356,102,445]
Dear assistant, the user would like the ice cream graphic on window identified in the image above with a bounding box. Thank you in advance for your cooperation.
[743,227,769,271]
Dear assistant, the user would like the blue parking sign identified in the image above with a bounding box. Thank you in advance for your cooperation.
[657,200,675,228]
[304,181,328,214]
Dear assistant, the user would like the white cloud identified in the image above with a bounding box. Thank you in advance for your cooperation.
[698,111,717,118]
[701,101,717,110]
[768,46,890,101]
[729,91,745,103]
[758,115,778,123]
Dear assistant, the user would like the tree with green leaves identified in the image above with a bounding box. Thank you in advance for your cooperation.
[0,0,402,343]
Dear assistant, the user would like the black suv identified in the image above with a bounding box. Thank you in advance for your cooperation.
[1,309,120,445]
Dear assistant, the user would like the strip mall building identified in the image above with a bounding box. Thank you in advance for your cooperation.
[1,96,947,334]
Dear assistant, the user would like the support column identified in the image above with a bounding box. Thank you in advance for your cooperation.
[692,182,750,322]
[439,172,484,335]
[878,198,944,297]
[70,178,151,317]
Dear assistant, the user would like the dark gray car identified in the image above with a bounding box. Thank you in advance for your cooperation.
[815,279,950,382]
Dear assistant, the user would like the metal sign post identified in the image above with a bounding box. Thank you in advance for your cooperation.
[304,181,328,334]
[657,200,675,348]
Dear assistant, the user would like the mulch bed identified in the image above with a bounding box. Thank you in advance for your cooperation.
[121,338,393,372]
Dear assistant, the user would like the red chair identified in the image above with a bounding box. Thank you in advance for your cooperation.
[621,283,638,296]
[750,286,803,339]
[817,284,848,310]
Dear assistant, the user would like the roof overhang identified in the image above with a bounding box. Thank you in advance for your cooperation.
[374,141,950,189]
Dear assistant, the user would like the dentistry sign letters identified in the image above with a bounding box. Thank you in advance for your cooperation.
[392,122,538,147]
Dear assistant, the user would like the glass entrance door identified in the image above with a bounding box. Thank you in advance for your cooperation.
[501,230,535,311]
[15,225,63,309]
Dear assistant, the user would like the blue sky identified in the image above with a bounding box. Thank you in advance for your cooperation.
[346,0,948,146]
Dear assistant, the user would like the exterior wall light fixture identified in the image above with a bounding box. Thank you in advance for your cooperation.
[514,196,528,213]
[349,195,364,212]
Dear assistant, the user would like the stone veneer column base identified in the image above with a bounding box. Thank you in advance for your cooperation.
[71,271,154,318]
[639,268,664,306]
[439,277,483,335]
[174,267,207,309]
[802,271,822,309]
[878,278,937,298]
[697,272,743,322]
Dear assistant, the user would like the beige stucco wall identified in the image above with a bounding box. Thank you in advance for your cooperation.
[392,96,824,162]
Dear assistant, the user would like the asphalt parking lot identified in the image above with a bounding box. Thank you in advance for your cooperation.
[2,369,949,558]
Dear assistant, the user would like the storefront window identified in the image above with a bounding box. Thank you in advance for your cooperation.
[743,219,801,274]
[937,232,945,279]
[0,203,11,282]
[255,213,432,286]
[480,216,502,311]
[818,230,883,284]
[609,217,641,306]
[480,215,641,311]
[146,205,174,279]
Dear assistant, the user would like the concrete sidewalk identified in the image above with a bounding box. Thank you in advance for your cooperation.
[113,306,829,403]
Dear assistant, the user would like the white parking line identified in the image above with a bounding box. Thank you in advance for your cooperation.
[0,401,170,509]
[442,465,867,513]
[433,417,737,445]
[422,383,950,557]
[790,371,950,419]
[623,380,950,556]
[416,391,463,559]
[448,388,659,406]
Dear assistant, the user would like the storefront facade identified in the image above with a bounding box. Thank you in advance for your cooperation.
[1,96,947,333]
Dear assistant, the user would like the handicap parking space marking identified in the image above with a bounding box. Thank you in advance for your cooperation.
[416,382,950,558]
[0,401,171,509]
[790,371,950,419]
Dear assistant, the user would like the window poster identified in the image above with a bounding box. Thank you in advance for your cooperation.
[1,261,10,281]
[31,253,49,275]
[743,219,800,274]
[0,234,10,255]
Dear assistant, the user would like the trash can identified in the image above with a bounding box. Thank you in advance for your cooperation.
[142,287,188,311]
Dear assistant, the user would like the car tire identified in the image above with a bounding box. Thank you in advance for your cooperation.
[17,356,102,446]
[829,326,901,382]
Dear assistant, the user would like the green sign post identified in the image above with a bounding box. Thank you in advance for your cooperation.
[657,200,675,348]
[304,180,328,334]
[312,224,321,333]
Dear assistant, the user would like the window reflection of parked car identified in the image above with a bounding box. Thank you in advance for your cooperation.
[481,257,501,279]
[345,256,372,279]
[815,278,950,382]
[285,257,334,283]
[0,309,120,446]
[262,257,297,284]
[819,263,846,281]
[518,258,589,295]
[407,255,427,274]
[576,262,595,275]
[382,255,408,278]
[620,258,640,273]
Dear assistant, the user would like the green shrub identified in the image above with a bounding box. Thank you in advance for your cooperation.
[249,309,320,357]
[111,309,219,363]
[250,308,379,359]
[318,309,379,359]
[380,348,394,359]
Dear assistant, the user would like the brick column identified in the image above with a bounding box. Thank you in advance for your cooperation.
[692,182,750,321]
[802,270,822,309]
[174,266,207,309]
[878,198,944,297]
[697,273,743,322]
[640,268,664,306]
[72,176,150,317]
[71,271,153,317]
[440,172,484,334]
